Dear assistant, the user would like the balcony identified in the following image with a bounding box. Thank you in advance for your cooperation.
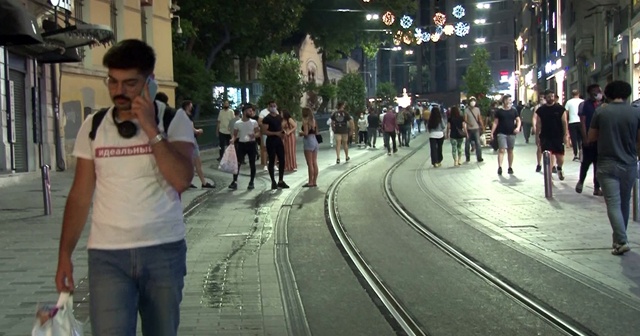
[574,35,594,58]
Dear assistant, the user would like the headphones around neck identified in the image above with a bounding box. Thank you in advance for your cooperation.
[112,102,159,139]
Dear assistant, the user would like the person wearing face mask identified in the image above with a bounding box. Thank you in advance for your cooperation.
[491,95,521,175]
[463,97,484,163]
[535,89,570,181]
[217,100,234,161]
[575,84,604,196]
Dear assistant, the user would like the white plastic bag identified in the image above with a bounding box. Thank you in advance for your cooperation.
[32,292,84,336]
[218,144,238,174]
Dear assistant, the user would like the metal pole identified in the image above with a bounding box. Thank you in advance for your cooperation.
[629,0,635,100]
[543,150,553,198]
[42,164,52,215]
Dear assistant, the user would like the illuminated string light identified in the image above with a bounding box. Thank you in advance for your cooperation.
[452,5,466,19]
[443,24,455,36]
[435,25,443,35]
[454,22,470,37]
[431,33,441,42]
[433,12,446,26]
[393,30,403,45]
[400,15,413,29]
[421,32,431,43]
[403,31,413,45]
[382,11,395,26]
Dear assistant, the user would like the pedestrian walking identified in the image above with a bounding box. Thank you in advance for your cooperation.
[464,96,484,162]
[261,105,290,190]
[367,110,380,148]
[326,117,335,148]
[217,100,234,161]
[492,95,521,175]
[331,102,354,164]
[520,102,534,144]
[282,110,297,172]
[56,39,195,336]
[382,107,398,155]
[535,89,570,180]
[427,107,447,167]
[357,112,369,148]
[447,106,467,166]
[586,80,640,255]
[229,104,260,190]
[576,84,603,196]
[299,107,319,187]
[565,89,585,161]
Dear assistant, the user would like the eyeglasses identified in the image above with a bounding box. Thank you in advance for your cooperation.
[104,77,142,92]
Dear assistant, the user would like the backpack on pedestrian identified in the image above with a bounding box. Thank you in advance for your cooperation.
[88,101,175,140]
[396,111,405,125]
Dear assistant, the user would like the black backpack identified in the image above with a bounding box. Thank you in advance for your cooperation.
[88,101,175,140]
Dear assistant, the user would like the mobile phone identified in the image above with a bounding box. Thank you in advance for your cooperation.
[143,76,159,100]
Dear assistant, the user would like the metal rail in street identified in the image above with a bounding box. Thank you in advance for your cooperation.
[325,153,428,336]
[382,146,597,336]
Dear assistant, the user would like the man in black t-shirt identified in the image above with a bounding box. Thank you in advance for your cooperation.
[535,90,570,180]
[491,95,521,175]
[261,108,290,190]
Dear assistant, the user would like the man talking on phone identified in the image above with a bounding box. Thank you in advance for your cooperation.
[55,39,196,336]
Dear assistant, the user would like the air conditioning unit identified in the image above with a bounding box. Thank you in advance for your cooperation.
[141,0,153,7]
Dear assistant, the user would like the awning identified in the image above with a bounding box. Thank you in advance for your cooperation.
[42,22,114,49]
[0,0,44,46]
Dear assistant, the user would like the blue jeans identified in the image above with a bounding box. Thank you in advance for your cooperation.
[597,161,637,245]
[88,240,187,336]
[465,129,483,161]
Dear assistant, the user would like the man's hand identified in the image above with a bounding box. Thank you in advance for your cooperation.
[514,128,520,134]
[131,84,157,136]
[196,129,204,135]
[55,256,74,293]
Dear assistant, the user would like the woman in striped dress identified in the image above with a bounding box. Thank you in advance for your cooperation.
[282,110,298,172]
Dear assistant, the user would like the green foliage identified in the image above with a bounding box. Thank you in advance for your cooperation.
[337,72,366,115]
[172,49,215,111]
[318,83,337,100]
[376,82,397,105]
[461,47,493,99]
[257,53,305,118]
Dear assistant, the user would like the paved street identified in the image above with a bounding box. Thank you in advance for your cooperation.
[413,135,640,304]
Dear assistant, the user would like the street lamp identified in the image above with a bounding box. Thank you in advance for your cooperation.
[405,50,414,55]
[474,19,486,25]
[475,37,486,44]
[476,3,491,9]
[460,44,468,48]
[366,13,379,21]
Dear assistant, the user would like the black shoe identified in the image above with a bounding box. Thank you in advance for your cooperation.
[498,167,503,175]
[202,182,215,189]
[552,166,558,174]
[507,167,514,175]
[228,182,238,190]
[478,158,484,163]
[278,181,290,189]
[248,182,254,190]
[536,165,542,173]
[393,148,398,153]
[190,184,197,189]
[557,168,565,181]
[345,157,350,162]
[575,182,584,193]
[271,182,278,190]
[466,158,471,162]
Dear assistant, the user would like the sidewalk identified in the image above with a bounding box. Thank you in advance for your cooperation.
[0,130,390,335]
[418,136,640,303]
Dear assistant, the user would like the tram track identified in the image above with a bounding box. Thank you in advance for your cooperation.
[325,141,597,336]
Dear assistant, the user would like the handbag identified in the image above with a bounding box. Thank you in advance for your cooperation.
[315,133,323,143]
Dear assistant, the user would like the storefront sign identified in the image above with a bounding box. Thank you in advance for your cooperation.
[545,59,562,75]
[525,71,534,86]
[49,0,72,12]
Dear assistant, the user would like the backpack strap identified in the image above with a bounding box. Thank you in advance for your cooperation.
[162,105,176,134]
[89,108,110,140]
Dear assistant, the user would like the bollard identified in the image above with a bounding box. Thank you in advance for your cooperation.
[41,164,52,216]
[635,161,640,222]
[543,150,553,199]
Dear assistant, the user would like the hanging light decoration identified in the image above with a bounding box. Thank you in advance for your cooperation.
[403,31,414,45]
[400,15,414,29]
[452,5,466,19]
[435,25,444,35]
[433,12,446,26]
[443,24,455,36]
[393,30,403,45]
[421,32,431,43]
[414,27,422,36]
[454,22,470,37]
[382,11,395,26]
[431,33,441,42]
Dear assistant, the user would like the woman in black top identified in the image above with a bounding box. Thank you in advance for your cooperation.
[447,106,467,166]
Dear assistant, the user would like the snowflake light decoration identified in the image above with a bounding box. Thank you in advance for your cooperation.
[454,22,470,37]
[421,32,431,43]
[452,5,466,19]
[435,25,443,35]
[382,11,395,26]
[415,27,422,36]
[400,15,414,29]
[443,24,455,36]
[433,12,446,26]
[431,33,441,42]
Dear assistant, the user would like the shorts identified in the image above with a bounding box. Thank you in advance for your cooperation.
[539,137,565,155]
[335,133,349,144]
[497,134,516,150]
[261,135,267,146]
[303,135,319,152]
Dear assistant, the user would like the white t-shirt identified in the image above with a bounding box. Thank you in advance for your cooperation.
[217,108,234,134]
[72,103,196,250]
[564,97,584,124]
[234,119,258,143]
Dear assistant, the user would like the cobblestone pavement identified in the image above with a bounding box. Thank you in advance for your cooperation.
[417,136,640,303]
[0,132,387,335]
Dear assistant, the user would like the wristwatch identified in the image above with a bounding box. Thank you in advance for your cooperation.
[149,133,166,146]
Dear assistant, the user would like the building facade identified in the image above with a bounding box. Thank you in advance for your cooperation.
[0,0,176,177]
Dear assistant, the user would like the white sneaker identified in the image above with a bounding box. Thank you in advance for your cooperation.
[263,166,268,171]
